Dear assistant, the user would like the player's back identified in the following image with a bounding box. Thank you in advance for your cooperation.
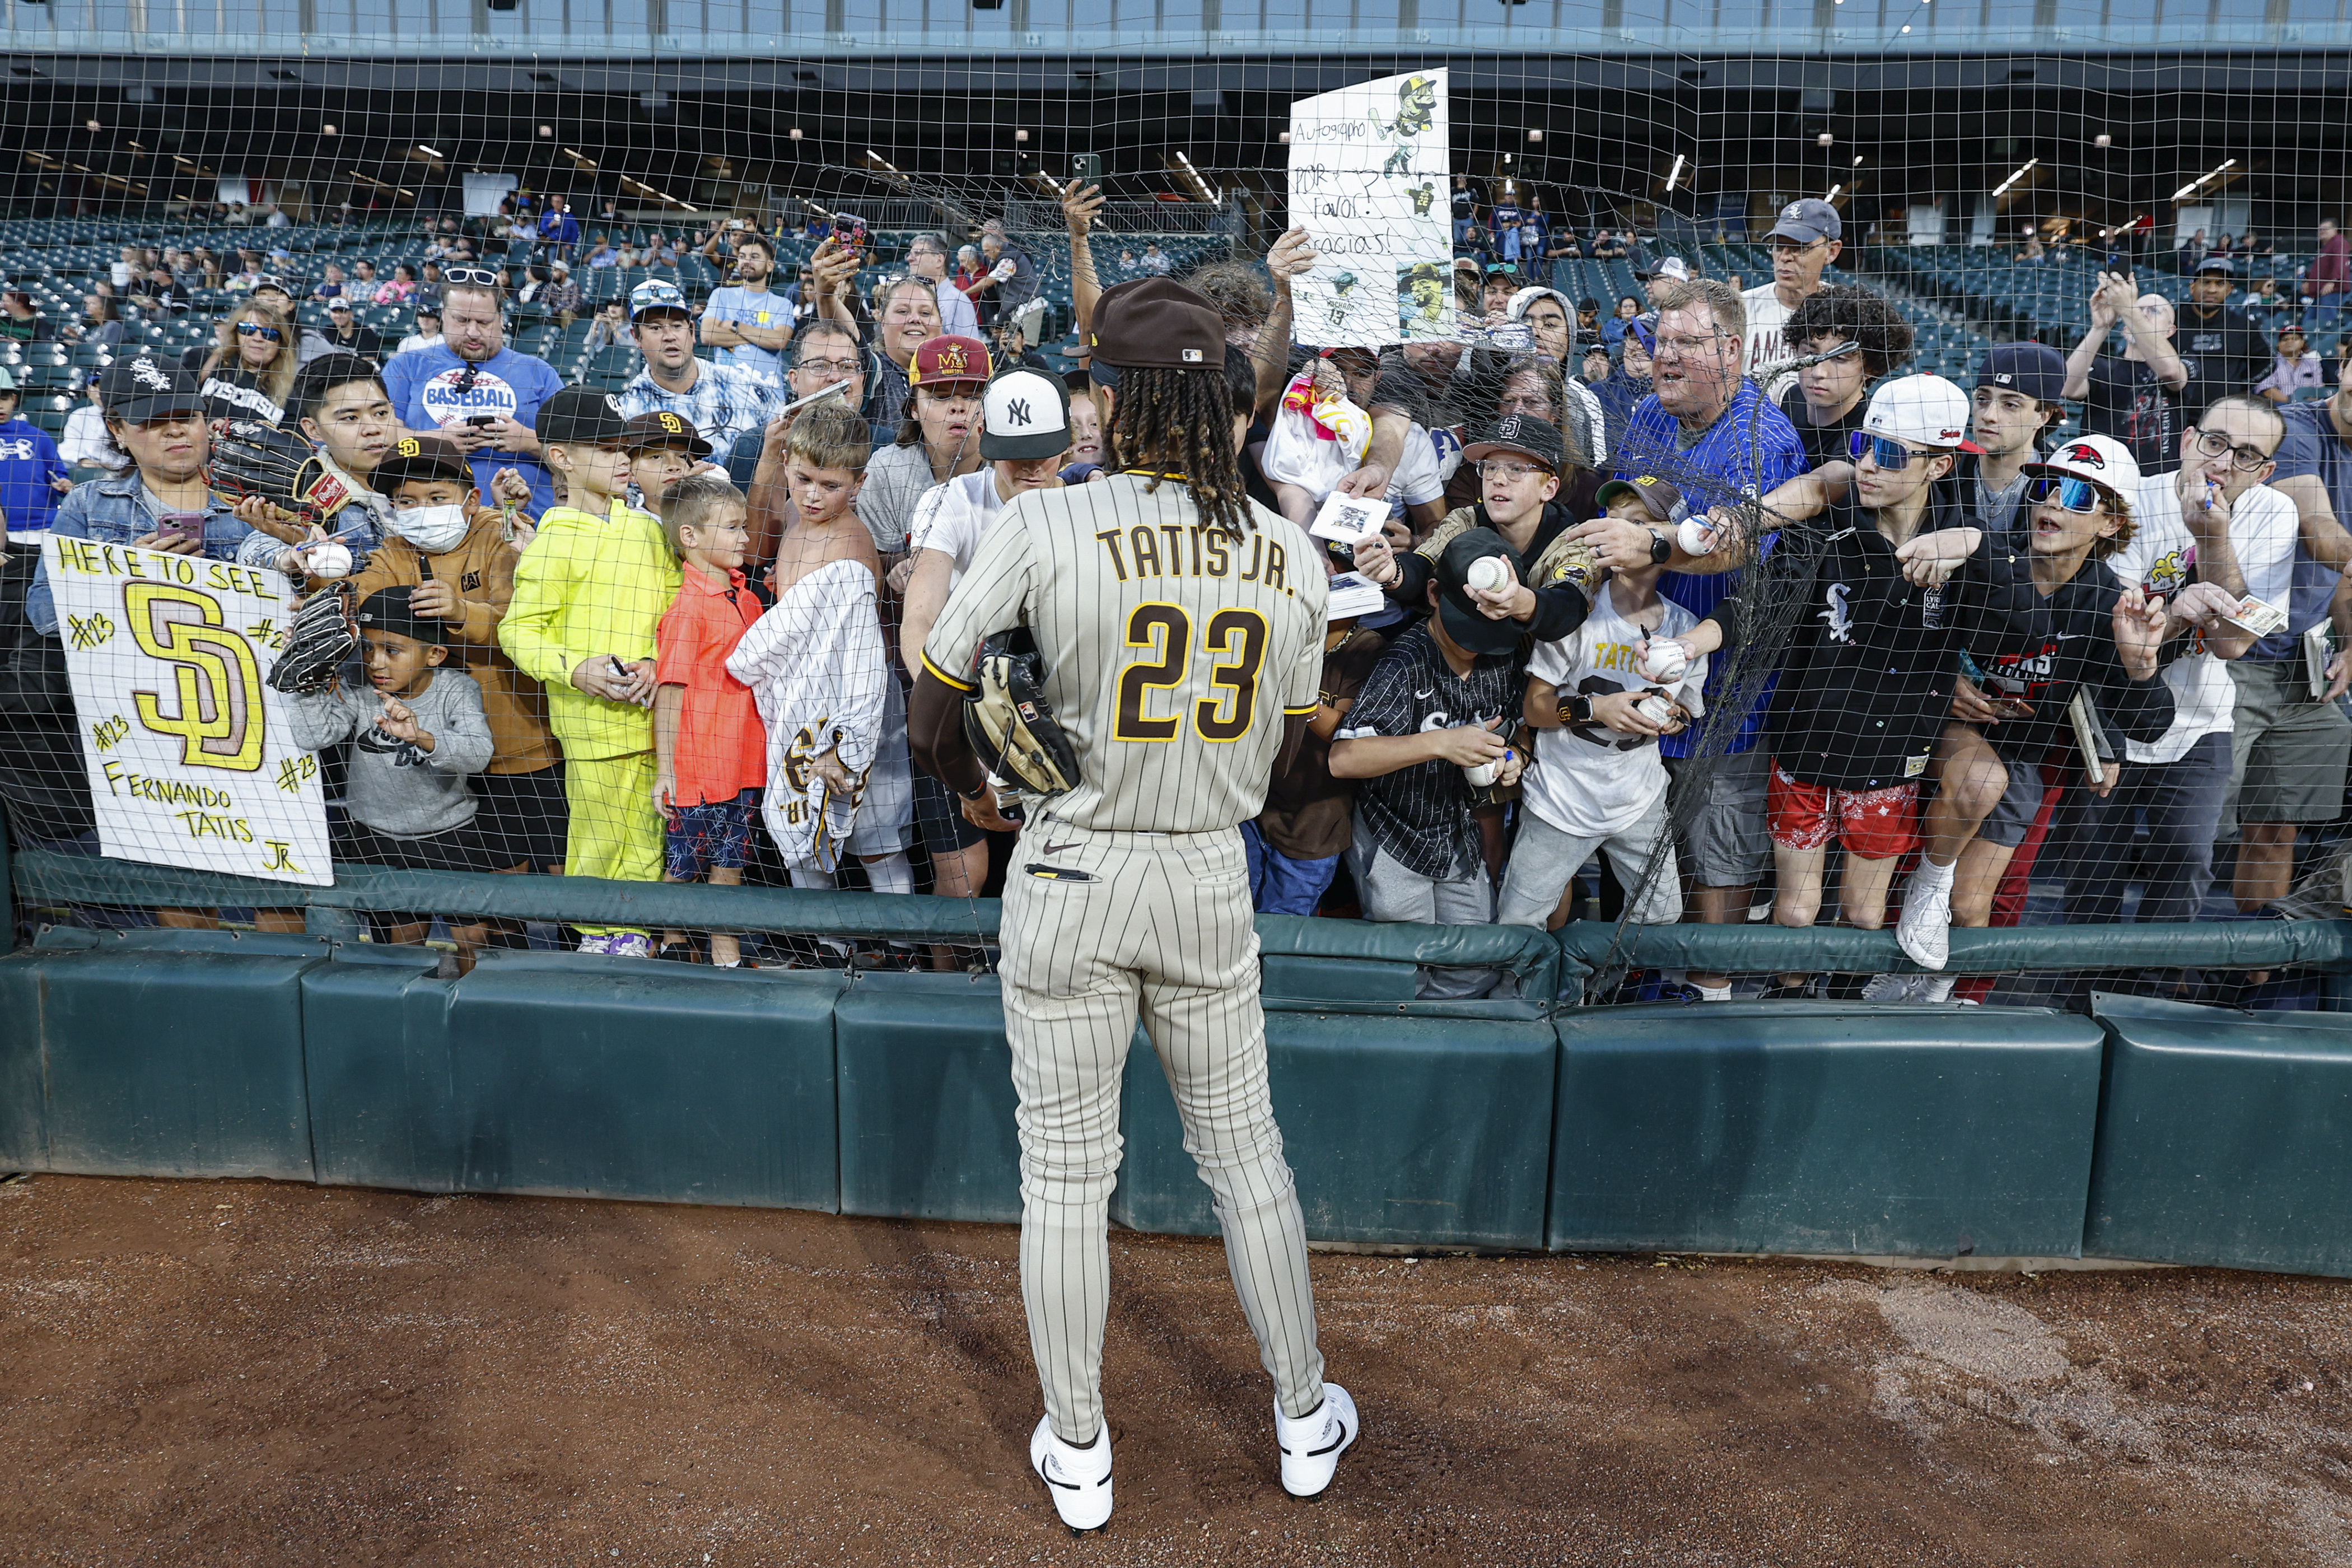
[954,473,1326,834]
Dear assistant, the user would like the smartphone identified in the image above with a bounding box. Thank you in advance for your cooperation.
[156,512,206,543]
[1071,153,1103,186]
[466,414,500,430]
[776,378,855,418]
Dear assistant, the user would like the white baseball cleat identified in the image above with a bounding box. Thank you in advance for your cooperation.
[1030,1417,1113,1532]
[1895,861,1955,971]
[1277,1384,1359,1498]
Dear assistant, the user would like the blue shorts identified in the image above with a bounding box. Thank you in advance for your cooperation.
[665,789,759,879]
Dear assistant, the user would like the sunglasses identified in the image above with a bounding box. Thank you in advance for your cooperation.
[236,321,284,342]
[2029,475,2108,514]
[441,265,502,287]
[1848,430,1930,469]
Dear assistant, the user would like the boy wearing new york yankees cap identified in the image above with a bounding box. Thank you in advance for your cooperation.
[498,386,682,955]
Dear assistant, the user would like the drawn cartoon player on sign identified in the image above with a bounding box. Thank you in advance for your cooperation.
[1398,262,1449,336]
[1407,184,1435,217]
[1376,74,1439,178]
[1323,270,1360,331]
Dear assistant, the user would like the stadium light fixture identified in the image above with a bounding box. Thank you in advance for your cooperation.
[2094,133,2112,148]
[1993,157,2038,198]
[538,125,553,138]
[1817,132,1834,148]
[1826,184,1843,201]
[1664,153,1687,192]
[416,143,444,158]
[1277,130,1292,143]
[85,119,101,132]
[788,128,804,140]
[1528,129,1543,143]
[561,148,598,171]
[1854,155,1865,166]
[322,124,338,136]
[2171,158,2236,203]
[618,173,694,212]
[1015,128,1030,142]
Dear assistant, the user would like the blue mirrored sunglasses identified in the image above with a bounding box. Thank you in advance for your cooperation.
[1847,430,1926,469]
[2029,475,2106,513]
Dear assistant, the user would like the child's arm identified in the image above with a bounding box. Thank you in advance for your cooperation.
[1329,716,1511,778]
[282,684,362,755]
[498,520,628,698]
[652,683,683,820]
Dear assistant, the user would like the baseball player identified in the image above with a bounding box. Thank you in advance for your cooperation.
[908,278,1356,1532]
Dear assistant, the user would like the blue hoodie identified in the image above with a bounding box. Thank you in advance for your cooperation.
[0,413,69,535]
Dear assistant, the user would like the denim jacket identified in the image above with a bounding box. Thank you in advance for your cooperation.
[26,474,251,637]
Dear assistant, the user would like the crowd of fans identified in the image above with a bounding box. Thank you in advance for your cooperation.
[3,183,2350,1004]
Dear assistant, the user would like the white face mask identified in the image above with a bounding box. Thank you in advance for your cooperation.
[390,502,469,553]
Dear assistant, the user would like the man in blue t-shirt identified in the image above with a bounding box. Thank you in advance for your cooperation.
[0,367,71,538]
[382,272,568,513]
[699,232,792,382]
[1567,276,1809,1000]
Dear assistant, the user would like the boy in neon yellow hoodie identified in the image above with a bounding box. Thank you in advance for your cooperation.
[498,387,683,955]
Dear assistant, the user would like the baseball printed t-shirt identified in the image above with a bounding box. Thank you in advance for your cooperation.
[2111,472,2297,765]
[702,286,788,381]
[384,344,568,514]
[922,475,1326,836]
[1523,583,1707,840]
[1337,624,1525,882]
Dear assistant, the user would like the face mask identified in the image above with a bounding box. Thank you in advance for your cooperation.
[390,503,469,553]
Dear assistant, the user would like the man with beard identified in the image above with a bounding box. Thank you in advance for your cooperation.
[699,232,792,382]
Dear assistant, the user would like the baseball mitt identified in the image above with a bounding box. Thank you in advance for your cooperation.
[267,584,358,697]
[960,629,1081,797]
[208,419,353,525]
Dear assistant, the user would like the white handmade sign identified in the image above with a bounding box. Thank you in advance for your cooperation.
[43,535,332,886]
[1287,70,1455,349]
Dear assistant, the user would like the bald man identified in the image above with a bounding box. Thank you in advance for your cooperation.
[2065,269,2189,474]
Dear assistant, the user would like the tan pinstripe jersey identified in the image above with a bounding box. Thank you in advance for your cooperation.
[921,473,1327,834]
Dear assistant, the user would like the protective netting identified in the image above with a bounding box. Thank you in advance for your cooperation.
[1,36,2348,1004]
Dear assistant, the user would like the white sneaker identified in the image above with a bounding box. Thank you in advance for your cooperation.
[1917,975,1957,1004]
[1030,1418,1113,1532]
[1277,1384,1359,1498]
[1895,864,1955,971]
[1860,972,1920,1001]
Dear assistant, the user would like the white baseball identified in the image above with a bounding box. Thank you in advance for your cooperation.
[1640,639,1689,683]
[1464,759,1501,788]
[1676,518,1718,557]
[1467,554,1510,593]
[1637,694,1677,727]
[305,542,353,580]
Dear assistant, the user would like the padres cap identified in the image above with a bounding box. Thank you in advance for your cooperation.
[621,409,714,459]
[370,432,474,490]
[980,368,1072,461]
[1765,198,1844,246]
[98,352,205,423]
[907,334,991,390]
[628,277,691,320]
[1973,341,2068,403]
[1461,414,1566,474]
[1594,473,1685,524]
[1862,374,1981,452]
[354,584,447,646]
[1085,277,1225,388]
[2023,433,2141,497]
[534,384,633,446]
[1432,527,1529,657]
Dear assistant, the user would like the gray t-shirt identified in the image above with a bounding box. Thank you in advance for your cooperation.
[285,666,494,837]
[855,441,946,556]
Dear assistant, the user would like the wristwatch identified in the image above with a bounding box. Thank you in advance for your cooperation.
[1557,693,1593,728]
[1647,528,1673,566]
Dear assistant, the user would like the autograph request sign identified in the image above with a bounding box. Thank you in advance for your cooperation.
[43,535,333,886]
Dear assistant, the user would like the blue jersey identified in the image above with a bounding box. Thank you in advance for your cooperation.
[0,415,69,535]
[382,344,567,514]
[1613,379,1808,755]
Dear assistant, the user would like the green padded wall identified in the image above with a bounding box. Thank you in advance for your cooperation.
[0,928,325,1180]
[834,970,1034,1224]
[1110,1004,1558,1249]
[2087,992,2352,1277]
[306,950,842,1210]
[1551,1002,2106,1258]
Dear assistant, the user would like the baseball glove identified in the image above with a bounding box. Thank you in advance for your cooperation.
[208,418,353,525]
[267,584,358,697]
[960,629,1081,797]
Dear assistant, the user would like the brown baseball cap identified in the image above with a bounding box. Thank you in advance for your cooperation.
[1594,473,1684,524]
[370,432,474,489]
[621,409,713,458]
[1085,277,1224,386]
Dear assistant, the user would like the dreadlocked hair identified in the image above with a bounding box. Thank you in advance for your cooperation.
[1107,364,1253,538]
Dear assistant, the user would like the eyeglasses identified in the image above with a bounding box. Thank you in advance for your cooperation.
[1768,240,1827,258]
[441,265,502,288]
[1849,431,1931,469]
[236,322,284,342]
[795,357,864,376]
[1476,459,1547,482]
[2030,475,2108,514]
[2191,427,2275,473]
[1650,332,1723,358]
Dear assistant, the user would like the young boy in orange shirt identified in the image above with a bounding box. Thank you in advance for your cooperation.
[652,471,767,966]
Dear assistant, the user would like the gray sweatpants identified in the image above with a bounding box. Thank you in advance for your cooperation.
[1000,819,1326,1446]
[1497,795,1683,928]
[1346,819,1500,998]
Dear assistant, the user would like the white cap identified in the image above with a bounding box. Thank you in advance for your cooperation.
[2025,433,2142,496]
[979,368,1072,461]
[1655,256,1691,282]
[1862,374,1978,451]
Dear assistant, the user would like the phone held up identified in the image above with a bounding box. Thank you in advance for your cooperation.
[1071,153,1102,186]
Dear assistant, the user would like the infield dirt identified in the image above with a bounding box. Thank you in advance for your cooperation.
[3,1175,2348,1566]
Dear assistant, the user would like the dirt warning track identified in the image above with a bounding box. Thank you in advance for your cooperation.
[3,1175,2348,1566]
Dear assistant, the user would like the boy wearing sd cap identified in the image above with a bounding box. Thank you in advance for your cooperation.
[499,387,683,955]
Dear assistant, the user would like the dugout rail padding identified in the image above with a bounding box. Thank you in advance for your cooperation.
[7,848,2352,1275]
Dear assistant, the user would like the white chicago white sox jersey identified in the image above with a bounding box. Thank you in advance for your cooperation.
[921,472,1327,834]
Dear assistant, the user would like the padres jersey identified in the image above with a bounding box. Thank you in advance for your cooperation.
[921,473,1327,834]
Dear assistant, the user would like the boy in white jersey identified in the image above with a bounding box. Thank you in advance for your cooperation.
[1500,475,1707,929]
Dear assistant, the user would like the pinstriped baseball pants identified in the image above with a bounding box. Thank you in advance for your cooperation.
[1000,819,1327,1446]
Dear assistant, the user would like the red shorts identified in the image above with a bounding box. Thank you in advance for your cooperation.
[1766,760,1921,859]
